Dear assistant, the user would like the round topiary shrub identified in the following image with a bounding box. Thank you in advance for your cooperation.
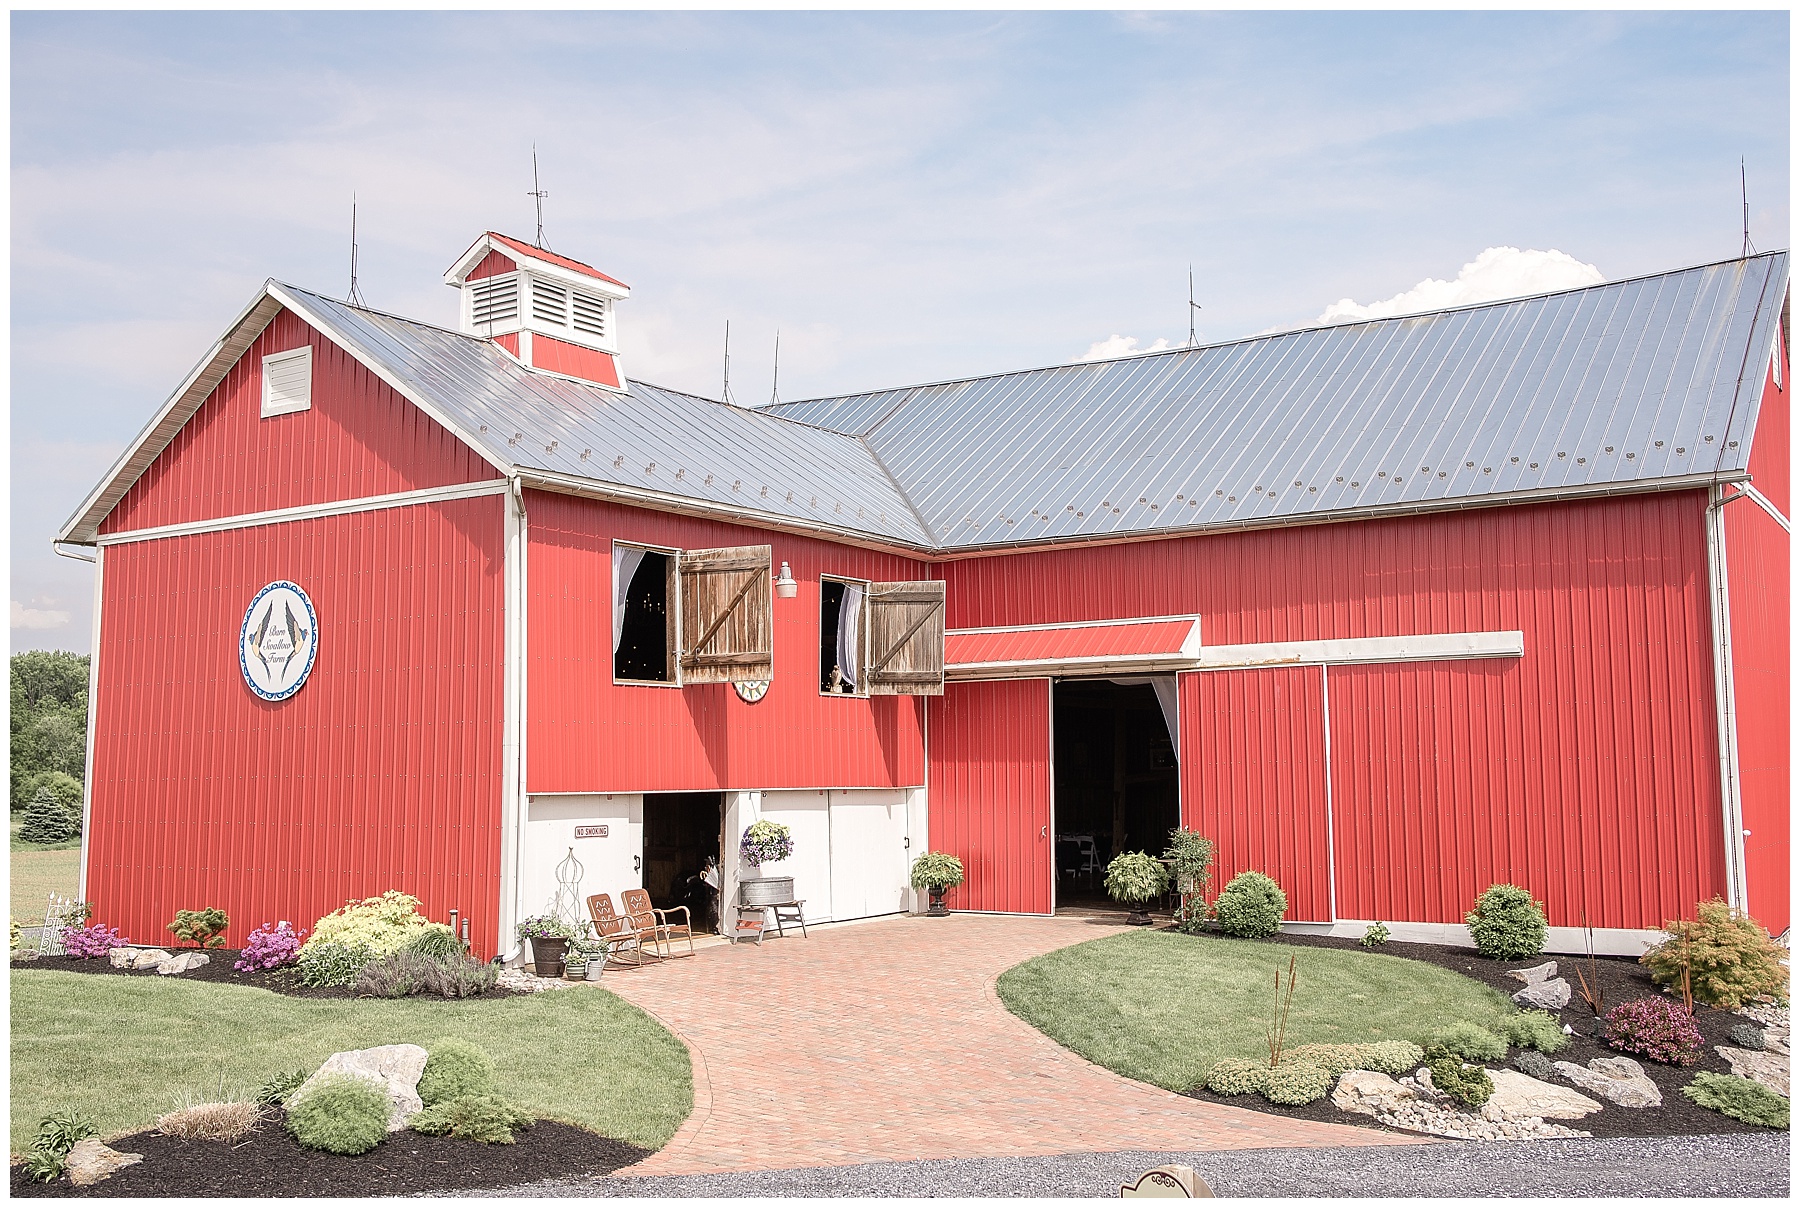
[418,1039,497,1106]
[1464,884,1548,960]
[1204,1058,1269,1097]
[1264,1060,1332,1105]
[1513,1049,1554,1080]
[1213,871,1287,938]
[286,1073,391,1155]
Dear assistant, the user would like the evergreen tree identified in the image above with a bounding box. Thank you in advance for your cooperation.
[19,785,79,845]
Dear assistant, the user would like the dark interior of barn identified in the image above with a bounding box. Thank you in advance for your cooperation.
[642,791,723,932]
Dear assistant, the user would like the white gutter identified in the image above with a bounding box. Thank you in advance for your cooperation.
[1703,484,1749,910]
[497,476,529,962]
[76,546,104,903]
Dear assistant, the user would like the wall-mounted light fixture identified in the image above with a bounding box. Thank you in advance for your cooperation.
[774,561,798,598]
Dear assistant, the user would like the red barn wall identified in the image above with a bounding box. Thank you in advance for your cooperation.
[102,308,498,536]
[527,490,927,793]
[941,493,1726,931]
[926,680,1052,914]
[87,496,507,957]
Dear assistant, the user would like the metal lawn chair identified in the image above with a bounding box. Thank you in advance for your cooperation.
[587,892,661,968]
[623,887,696,958]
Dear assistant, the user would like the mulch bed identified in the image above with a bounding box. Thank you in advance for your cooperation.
[1172,927,1785,1139]
[11,949,527,1000]
[9,1119,648,1198]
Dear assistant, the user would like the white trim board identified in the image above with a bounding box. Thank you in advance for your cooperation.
[948,630,1523,680]
[1287,919,1668,958]
[93,480,509,545]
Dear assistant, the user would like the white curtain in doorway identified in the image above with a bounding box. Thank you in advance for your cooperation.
[612,546,647,654]
[836,583,864,690]
[1109,675,1180,759]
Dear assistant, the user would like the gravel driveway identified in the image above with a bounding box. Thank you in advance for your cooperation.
[473,1133,1788,1198]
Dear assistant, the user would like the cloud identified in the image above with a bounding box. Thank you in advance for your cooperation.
[1317,246,1604,323]
[1076,334,1173,363]
[13,601,73,630]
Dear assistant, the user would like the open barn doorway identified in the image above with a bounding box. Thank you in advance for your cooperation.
[642,792,724,934]
[1052,679,1180,913]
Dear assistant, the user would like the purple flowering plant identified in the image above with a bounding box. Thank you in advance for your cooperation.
[61,922,124,959]
[1601,997,1706,1066]
[234,921,307,972]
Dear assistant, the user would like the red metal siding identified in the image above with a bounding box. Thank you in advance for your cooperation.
[527,490,926,792]
[467,249,517,281]
[102,309,499,535]
[947,619,1192,665]
[940,494,1725,930]
[927,680,1052,914]
[494,332,520,358]
[1179,667,1331,921]
[86,496,507,956]
[530,335,621,388]
[1727,502,1790,935]
[1748,325,1789,515]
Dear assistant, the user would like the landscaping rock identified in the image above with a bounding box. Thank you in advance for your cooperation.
[497,965,578,994]
[130,948,173,970]
[293,1043,429,1131]
[1714,1045,1789,1098]
[1553,1056,1662,1107]
[1349,1088,1591,1141]
[1330,1070,1414,1117]
[65,1138,144,1186]
[1409,1067,1449,1102]
[1485,1067,1603,1120]
[108,947,137,968]
[1508,961,1558,986]
[157,951,211,975]
[1511,978,1572,1011]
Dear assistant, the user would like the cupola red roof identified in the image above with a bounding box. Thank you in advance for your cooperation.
[479,231,629,290]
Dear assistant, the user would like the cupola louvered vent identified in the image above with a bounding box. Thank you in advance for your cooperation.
[531,280,569,326]
[572,291,608,338]
[261,346,313,417]
[470,275,519,326]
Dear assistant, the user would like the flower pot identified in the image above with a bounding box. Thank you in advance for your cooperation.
[927,886,950,917]
[1124,905,1155,926]
[530,936,569,978]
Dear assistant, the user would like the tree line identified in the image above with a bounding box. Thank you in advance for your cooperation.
[12,650,89,844]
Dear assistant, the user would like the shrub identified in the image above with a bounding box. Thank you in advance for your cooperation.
[1499,1010,1569,1055]
[1513,1049,1554,1080]
[23,1110,98,1183]
[740,820,794,866]
[418,1040,498,1106]
[60,922,124,960]
[1640,899,1789,1010]
[1364,1040,1427,1075]
[19,785,79,845]
[405,923,464,962]
[1104,851,1171,906]
[1286,1041,1424,1078]
[295,941,376,988]
[157,1101,261,1143]
[1213,871,1287,939]
[354,950,498,999]
[300,890,434,967]
[1204,1058,1269,1096]
[909,851,965,890]
[235,921,306,972]
[1264,1060,1332,1105]
[410,1094,534,1144]
[1726,1023,1766,1051]
[1430,1021,1508,1062]
[286,1073,391,1155]
[255,1069,310,1107]
[15,769,83,818]
[1601,998,1705,1066]
[1360,922,1390,949]
[1682,1072,1789,1129]
[1464,884,1548,960]
[167,907,230,949]
[1423,1044,1494,1108]
[1162,828,1216,899]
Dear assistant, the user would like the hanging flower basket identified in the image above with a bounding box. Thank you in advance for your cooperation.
[740,820,795,867]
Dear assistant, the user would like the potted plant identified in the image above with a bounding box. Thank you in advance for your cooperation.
[739,820,795,867]
[1104,851,1171,926]
[516,915,578,977]
[567,928,605,981]
[909,851,966,917]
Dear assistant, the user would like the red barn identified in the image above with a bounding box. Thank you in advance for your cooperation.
[59,234,1789,959]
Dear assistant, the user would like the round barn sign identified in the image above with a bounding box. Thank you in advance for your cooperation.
[240,581,318,701]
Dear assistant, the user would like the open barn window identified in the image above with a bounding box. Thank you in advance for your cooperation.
[864,581,946,695]
[613,544,676,683]
[678,545,773,684]
[819,577,867,694]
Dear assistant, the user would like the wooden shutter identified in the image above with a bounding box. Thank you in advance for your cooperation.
[678,545,773,684]
[864,581,945,695]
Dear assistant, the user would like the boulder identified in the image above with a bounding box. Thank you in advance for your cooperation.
[1553,1056,1662,1107]
[291,1043,429,1132]
[130,948,173,970]
[1715,1046,1789,1098]
[1508,961,1558,986]
[157,951,210,975]
[1331,1069,1415,1117]
[108,947,137,969]
[1512,978,1572,1011]
[65,1138,143,1187]
[1485,1067,1603,1120]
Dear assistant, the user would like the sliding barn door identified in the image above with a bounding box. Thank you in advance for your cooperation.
[927,679,1052,914]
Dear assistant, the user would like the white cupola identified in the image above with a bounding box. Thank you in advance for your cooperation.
[443,231,631,390]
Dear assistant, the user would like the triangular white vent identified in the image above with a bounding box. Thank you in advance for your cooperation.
[261,346,313,417]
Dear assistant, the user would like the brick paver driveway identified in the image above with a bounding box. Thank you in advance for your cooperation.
[604,912,1419,1176]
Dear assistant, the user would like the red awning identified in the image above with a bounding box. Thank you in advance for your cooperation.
[945,616,1201,680]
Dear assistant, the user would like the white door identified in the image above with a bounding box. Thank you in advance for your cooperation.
[828,790,910,920]
[524,795,642,923]
[756,790,835,922]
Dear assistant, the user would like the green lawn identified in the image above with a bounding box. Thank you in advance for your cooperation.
[11,846,80,922]
[997,929,1518,1092]
[10,970,691,1155]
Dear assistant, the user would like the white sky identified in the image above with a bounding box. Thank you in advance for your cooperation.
[9,11,1790,652]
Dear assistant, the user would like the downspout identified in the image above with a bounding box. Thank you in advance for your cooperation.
[1704,484,1749,910]
[498,476,530,962]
